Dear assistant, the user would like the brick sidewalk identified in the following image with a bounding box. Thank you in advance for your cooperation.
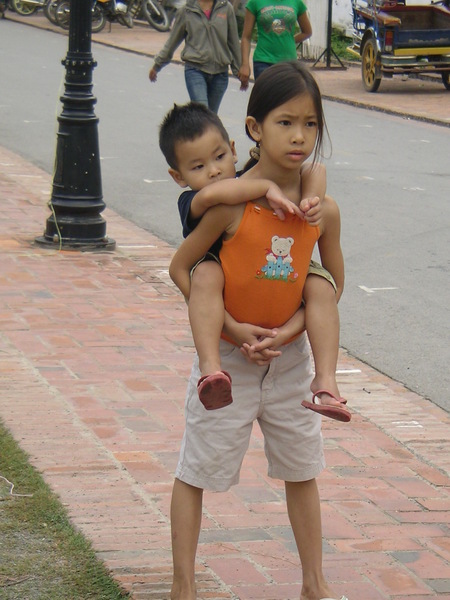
[1,140,450,600]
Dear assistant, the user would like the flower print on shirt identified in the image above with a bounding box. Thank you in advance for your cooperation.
[256,235,299,281]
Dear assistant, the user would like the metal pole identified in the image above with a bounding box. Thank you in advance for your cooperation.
[312,0,346,70]
[36,0,115,250]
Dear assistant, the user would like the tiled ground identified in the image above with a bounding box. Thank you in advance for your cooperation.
[0,145,449,599]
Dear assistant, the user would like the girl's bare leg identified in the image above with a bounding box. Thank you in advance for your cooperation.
[303,275,341,403]
[189,261,225,377]
[170,479,203,600]
[285,479,338,600]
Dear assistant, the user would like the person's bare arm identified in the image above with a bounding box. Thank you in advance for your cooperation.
[294,11,312,45]
[300,162,326,226]
[190,178,303,221]
[169,204,236,299]
[238,9,256,90]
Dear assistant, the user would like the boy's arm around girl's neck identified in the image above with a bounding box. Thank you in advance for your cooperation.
[300,162,326,203]
[190,177,303,221]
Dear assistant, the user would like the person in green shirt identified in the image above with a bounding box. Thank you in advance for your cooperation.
[238,0,312,88]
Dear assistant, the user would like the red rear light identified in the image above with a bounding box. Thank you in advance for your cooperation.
[385,30,393,52]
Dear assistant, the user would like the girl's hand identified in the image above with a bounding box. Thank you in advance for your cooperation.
[248,327,291,352]
[238,65,250,90]
[240,329,289,365]
[300,196,322,227]
[227,321,277,349]
[240,342,281,365]
[266,184,303,221]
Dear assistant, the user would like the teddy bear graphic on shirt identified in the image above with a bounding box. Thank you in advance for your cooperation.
[256,235,298,281]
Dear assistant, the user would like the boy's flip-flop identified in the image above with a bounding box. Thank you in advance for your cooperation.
[197,371,233,410]
[320,597,349,600]
[301,390,351,423]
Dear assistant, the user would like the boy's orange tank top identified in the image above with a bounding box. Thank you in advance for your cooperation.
[220,202,320,333]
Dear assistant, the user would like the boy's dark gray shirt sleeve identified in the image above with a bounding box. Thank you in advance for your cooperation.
[178,190,199,238]
[177,190,222,256]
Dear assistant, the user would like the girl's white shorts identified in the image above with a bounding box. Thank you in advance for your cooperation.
[175,333,325,492]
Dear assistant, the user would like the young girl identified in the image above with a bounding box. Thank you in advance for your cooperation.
[239,0,313,87]
[149,0,241,114]
[169,62,349,600]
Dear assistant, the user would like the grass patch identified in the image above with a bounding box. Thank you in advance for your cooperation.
[331,28,360,62]
[0,420,130,600]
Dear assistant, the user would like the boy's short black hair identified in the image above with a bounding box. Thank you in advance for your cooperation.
[159,102,230,170]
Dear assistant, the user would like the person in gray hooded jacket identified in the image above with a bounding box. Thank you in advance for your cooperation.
[149,0,241,113]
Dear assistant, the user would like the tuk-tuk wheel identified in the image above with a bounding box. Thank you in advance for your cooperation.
[442,73,450,91]
[362,38,382,92]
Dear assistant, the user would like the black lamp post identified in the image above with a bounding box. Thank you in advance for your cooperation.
[36,0,115,250]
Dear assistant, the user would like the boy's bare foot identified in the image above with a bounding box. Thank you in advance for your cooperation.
[197,371,232,410]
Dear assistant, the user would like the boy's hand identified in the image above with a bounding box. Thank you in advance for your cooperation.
[149,68,157,82]
[300,196,322,227]
[266,184,303,221]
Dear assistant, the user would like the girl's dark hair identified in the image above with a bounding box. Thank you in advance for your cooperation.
[159,102,230,170]
[244,61,329,170]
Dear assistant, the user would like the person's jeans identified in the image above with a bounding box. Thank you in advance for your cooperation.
[184,66,229,114]
[253,61,273,80]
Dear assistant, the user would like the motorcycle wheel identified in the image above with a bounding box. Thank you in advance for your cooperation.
[55,0,70,29]
[91,4,106,33]
[142,0,170,31]
[117,12,134,27]
[128,0,141,18]
[11,0,39,15]
[43,0,59,24]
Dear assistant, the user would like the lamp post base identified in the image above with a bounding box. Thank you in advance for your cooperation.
[35,236,116,251]
[35,211,116,250]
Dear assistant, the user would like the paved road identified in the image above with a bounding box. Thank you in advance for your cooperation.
[0,17,449,413]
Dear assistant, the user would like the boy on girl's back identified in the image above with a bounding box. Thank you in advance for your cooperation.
[159,102,350,421]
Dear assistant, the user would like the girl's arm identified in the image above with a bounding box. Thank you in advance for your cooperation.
[190,178,303,221]
[300,162,326,226]
[238,9,256,90]
[294,11,313,45]
[317,195,345,302]
[169,204,235,299]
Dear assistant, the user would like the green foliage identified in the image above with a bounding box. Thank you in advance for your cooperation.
[331,28,360,62]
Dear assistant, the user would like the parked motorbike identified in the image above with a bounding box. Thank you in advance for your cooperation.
[138,0,170,31]
[160,0,184,26]
[55,0,134,32]
[43,0,59,23]
[9,0,48,16]
[53,0,171,32]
